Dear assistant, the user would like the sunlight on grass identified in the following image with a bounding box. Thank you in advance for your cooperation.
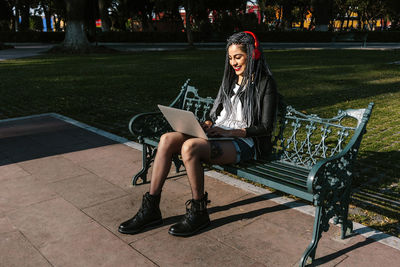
[366,77,400,85]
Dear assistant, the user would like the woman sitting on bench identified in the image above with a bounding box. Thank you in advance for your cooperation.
[119,31,278,236]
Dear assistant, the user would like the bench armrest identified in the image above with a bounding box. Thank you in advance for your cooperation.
[306,102,373,199]
[128,111,171,141]
[307,147,355,199]
[306,117,368,209]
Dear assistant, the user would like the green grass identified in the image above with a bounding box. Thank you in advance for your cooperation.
[0,49,399,236]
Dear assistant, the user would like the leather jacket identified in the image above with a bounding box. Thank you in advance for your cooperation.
[244,75,278,159]
[213,75,278,159]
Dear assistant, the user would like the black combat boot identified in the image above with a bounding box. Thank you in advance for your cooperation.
[168,192,210,237]
[118,192,162,234]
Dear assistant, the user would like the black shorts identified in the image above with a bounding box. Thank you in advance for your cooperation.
[232,138,255,163]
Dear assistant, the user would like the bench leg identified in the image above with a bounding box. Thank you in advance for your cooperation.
[338,186,354,239]
[341,219,353,239]
[299,205,323,267]
[132,143,157,186]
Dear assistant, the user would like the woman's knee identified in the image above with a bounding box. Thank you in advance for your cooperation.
[158,132,182,153]
[181,139,207,162]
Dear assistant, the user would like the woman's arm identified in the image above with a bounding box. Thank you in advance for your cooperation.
[245,77,278,137]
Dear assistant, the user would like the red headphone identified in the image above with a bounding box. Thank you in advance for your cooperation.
[244,31,261,60]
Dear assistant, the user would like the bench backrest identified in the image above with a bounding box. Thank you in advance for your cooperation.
[170,80,373,169]
[272,104,373,169]
[170,79,214,122]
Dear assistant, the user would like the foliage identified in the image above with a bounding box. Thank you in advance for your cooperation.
[1,0,399,34]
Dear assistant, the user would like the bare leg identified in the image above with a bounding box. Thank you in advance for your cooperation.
[181,139,237,200]
[168,139,237,236]
[149,132,190,196]
[119,132,194,235]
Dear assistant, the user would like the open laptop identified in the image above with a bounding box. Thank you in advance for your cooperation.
[158,105,233,141]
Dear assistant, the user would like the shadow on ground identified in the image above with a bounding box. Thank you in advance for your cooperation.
[0,115,118,165]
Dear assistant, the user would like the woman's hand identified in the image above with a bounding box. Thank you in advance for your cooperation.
[206,126,247,138]
[206,126,232,137]
[201,120,213,131]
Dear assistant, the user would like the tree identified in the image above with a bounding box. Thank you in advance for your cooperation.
[38,0,55,31]
[385,0,400,29]
[98,0,111,31]
[0,0,13,31]
[118,0,155,31]
[312,0,333,31]
[183,0,194,47]
[279,0,295,30]
[62,0,90,51]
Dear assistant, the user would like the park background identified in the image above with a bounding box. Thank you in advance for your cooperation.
[0,0,399,238]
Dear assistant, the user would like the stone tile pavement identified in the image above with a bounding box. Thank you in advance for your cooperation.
[0,114,399,266]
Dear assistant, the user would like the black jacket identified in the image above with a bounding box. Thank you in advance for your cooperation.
[245,75,278,159]
[214,75,278,159]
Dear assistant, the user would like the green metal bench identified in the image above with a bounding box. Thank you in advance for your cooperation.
[128,79,374,267]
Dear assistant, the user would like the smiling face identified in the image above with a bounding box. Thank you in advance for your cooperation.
[228,44,247,84]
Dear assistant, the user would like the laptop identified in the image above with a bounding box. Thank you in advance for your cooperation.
[158,105,233,141]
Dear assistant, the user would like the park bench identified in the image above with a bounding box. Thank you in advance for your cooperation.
[331,31,368,48]
[128,79,374,267]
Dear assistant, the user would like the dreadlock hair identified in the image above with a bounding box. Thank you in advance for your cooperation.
[210,31,273,127]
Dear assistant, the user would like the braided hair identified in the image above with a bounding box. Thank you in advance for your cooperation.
[210,31,273,126]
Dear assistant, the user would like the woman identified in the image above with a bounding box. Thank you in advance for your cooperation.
[119,31,278,237]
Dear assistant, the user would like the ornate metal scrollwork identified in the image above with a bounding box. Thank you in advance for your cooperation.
[129,112,172,141]
[312,148,357,235]
[182,87,214,122]
[276,105,359,169]
[132,144,158,185]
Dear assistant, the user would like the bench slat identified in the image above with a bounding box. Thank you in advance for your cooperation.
[245,164,308,187]
[215,163,308,189]
[237,161,309,185]
[237,165,307,189]
[262,161,310,176]
[213,164,314,201]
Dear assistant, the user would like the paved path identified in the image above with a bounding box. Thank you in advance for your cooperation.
[0,114,399,266]
[101,42,400,52]
[0,44,53,61]
[1,42,400,61]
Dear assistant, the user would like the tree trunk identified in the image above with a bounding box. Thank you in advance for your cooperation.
[85,0,97,40]
[184,0,194,48]
[54,16,61,31]
[18,1,30,31]
[64,20,90,50]
[340,18,344,31]
[63,0,90,52]
[42,3,52,32]
[300,7,305,30]
[313,0,332,31]
[281,1,294,30]
[357,16,362,30]
[98,0,111,32]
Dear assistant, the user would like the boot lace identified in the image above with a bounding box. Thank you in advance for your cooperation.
[184,196,211,218]
[134,194,153,220]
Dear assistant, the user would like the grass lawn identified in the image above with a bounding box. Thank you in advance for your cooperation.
[0,48,399,237]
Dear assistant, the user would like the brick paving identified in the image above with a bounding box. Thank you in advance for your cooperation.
[0,114,399,266]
